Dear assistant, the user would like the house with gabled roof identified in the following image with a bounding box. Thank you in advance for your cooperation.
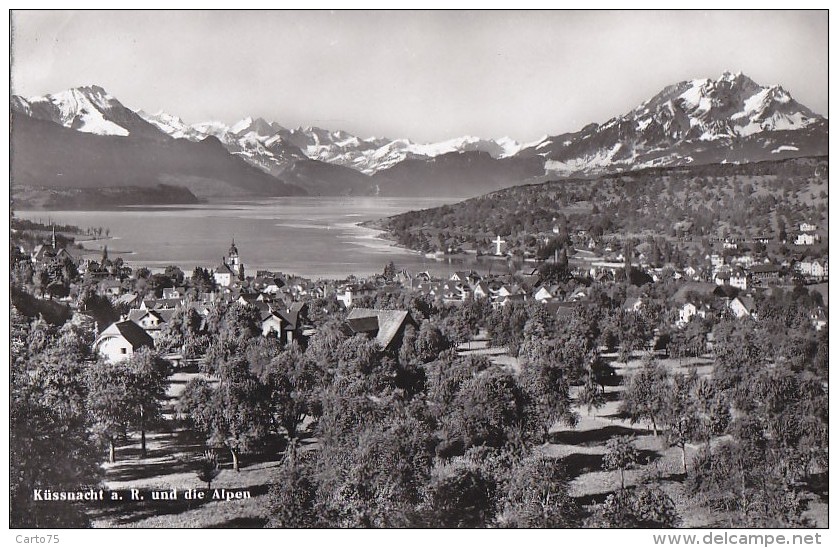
[729,296,756,320]
[93,320,155,362]
[213,260,237,288]
[125,308,176,339]
[162,287,186,300]
[344,308,417,352]
[154,297,184,310]
[494,293,527,309]
[450,271,471,284]
[115,293,139,308]
[472,281,491,300]
[98,278,124,297]
[261,311,284,339]
[730,266,748,290]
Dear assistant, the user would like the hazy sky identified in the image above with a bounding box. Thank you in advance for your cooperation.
[11,10,828,143]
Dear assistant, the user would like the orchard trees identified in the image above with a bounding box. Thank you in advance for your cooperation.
[178,364,272,472]
[500,454,580,527]
[603,436,639,490]
[619,357,669,436]
[86,348,170,462]
[261,343,323,443]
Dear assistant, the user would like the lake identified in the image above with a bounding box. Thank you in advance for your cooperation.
[17,197,502,280]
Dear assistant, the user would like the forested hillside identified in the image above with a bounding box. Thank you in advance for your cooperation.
[375,157,828,255]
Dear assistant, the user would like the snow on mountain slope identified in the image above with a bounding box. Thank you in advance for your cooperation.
[16,86,130,136]
[139,110,205,140]
[140,111,529,176]
[524,71,826,176]
[17,72,826,193]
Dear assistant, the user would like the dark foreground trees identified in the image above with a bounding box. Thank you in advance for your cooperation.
[258,329,583,528]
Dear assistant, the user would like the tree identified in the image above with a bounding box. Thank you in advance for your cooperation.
[415,320,450,363]
[178,372,272,472]
[577,355,612,416]
[382,261,397,282]
[267,455,320,527]
[423,460,496,528]
[595,485,679,528]
[86,359,133,463]
[602,436,639,490]
[685,438,808,527]
[314,412,435,527]
[155,304,207,359]
[577,374,606,416]
[501,454,581,527]
[123,349,171,458]
[663,371,702,473]
[10,352,100,527]
[619,357,669,436]
[518,343,577,439]
[163,265,185,286]
[398,324,419,366]
[190,266,215,293]
[445,368,531,452]
[262,343,323,443]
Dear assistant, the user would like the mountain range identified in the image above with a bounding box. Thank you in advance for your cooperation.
[10,72,827,208]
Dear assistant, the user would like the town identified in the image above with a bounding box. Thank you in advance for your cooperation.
[10,209,829,528]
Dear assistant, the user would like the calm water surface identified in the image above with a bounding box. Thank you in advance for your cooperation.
[17,197,497,279]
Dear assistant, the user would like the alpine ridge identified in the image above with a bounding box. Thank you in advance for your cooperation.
[10,72,827,206]
[521,71,826,175]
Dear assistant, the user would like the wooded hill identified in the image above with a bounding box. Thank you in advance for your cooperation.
[374,156,828,255]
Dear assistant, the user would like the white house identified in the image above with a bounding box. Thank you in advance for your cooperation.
[125,309,173,339]
[162,287,184,300]
[93,321,155,362]
[472,281,491,300]
[730,267,748,290]
[677,302,707,327]
[800,222,818,233]
[715,266,747,290]
[795,233,816,246]
[213,261,236,287]
[261,312,284,338]
[811,308,827,331]
[533,286,555,302]
[811,260,826,278]
[729,296,756,320]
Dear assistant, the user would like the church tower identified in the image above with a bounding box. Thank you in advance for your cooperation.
[228,238,240,269]
[228,238,245,280]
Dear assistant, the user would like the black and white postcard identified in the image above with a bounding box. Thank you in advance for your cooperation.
[8,9,829,537]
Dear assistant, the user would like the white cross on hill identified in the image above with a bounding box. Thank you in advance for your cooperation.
[494,235,506,256]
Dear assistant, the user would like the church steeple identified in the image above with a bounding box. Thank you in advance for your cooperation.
[227,238,242,277]
[51,225,57,248]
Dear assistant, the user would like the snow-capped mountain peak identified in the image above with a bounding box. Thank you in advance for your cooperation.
[15,85,131,136]
[527,71,826,176]
[138,109,203,140]
[15,72,825,188]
